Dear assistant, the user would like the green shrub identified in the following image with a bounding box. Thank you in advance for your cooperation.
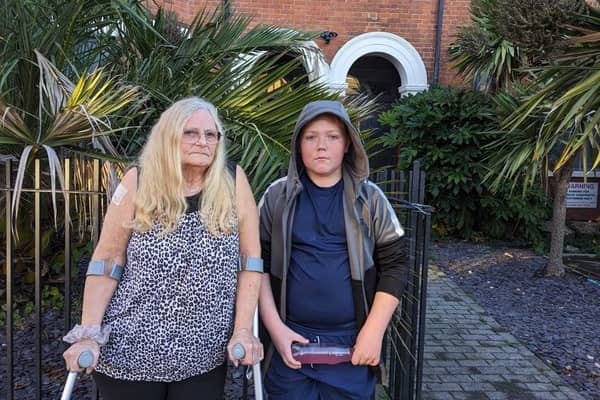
[379,86,549,247]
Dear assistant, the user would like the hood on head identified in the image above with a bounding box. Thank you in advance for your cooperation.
[287,100,369,188]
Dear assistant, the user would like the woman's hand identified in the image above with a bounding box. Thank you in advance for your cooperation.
[63,339,100,374]
[270,322,309,369]
[227,328,263,367]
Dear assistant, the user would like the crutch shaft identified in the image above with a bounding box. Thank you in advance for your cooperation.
[60,350,94,400]
[60,372,78,400]
[252,308,263,400]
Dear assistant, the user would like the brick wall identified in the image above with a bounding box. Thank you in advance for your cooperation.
[150,0,472,86]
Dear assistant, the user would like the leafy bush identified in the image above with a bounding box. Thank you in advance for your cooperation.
[379,86,549,247]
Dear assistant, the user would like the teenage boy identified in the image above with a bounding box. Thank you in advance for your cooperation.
[258,100,408,399]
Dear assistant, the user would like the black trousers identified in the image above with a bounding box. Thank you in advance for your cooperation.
[92,363,226,400]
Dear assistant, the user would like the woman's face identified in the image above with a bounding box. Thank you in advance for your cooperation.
[180,109,220,171]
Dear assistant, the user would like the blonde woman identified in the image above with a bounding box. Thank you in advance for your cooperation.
[63,97,263,399]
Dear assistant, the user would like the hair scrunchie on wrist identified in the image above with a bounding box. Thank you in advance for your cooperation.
[63,324,111,346]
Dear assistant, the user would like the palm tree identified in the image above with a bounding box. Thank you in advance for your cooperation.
[0,0,145,228]
[484,4,600,275]
[449,0,526,93]
[1,0,377,217]
[103,4,376,194]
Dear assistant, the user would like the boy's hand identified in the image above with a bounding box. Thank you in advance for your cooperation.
[271,322,309,369]
[351,324,384,366]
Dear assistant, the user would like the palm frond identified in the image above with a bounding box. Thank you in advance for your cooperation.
[2,50,141,227]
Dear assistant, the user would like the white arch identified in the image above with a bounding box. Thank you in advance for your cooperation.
[328,32,428,96]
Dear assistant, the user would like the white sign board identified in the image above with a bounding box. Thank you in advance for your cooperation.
[566,182,598,208]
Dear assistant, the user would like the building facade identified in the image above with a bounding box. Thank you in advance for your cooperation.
[155,0,470,99]
[154,1,600,220]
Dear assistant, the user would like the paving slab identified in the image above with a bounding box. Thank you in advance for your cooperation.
[422,266,585,400]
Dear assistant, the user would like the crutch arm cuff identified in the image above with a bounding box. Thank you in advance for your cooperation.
[239,256,264,273]
[86,260,124,282]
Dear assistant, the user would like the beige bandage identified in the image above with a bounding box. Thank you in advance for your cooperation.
[111,183,128,205]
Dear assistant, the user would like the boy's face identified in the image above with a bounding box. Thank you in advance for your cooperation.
[300,114,350,185]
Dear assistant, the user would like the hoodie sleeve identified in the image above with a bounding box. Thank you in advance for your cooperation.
[258,183,277,274]
[369,183,409,300]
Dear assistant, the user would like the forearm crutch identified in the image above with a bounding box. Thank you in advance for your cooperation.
[252,308,263,400]
[60,351,93,400]
[231,308,263,400]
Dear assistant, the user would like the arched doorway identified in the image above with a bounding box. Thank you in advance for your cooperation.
[347,55,402,104]
[327,32,428,168]
[328,32,428,95]
[346,55,402,168]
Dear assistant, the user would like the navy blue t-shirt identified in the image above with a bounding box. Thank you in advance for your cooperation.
[286,173,356,332]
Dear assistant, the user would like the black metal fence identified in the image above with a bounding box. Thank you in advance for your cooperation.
[1,158,431,400]
[1,158,105,400]
[372,161,432,400]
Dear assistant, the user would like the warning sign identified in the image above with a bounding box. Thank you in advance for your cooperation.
[566,182,598,208]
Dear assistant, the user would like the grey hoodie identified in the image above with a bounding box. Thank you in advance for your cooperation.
[286,99,370,195]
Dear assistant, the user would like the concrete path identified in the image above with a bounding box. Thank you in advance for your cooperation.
[422,266,585,400]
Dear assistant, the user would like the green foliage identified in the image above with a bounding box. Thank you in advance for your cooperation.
[1,0,377,199]
[0,0,380,324]
[449,0,589,92]
[449,0,526,92]
[496,7,600,177]
[379,86,549,245]
[0,0,144,231]
[449,0,599,274]
[490,0,588,64]
[103,5,377,195]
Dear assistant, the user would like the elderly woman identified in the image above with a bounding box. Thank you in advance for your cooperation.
[62,97,263,399]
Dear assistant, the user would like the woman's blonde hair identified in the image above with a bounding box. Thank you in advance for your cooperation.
[132,97,236,236]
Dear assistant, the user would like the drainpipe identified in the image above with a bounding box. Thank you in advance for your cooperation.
[433,0,444,86]
[223,0,231,19]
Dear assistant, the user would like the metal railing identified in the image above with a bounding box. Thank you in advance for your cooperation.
[372,161,432,400]
[1,158,104,400]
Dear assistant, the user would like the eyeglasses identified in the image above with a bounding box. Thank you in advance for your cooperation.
[182,130,221,145]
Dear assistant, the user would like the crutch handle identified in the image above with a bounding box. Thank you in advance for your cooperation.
[60,351,94,400]
[77,351,94,368]
[232,343,246,360]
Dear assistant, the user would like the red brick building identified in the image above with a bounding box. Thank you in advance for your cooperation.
[154,0,470,99]
[154,1,600,220]
[153,0,472,166]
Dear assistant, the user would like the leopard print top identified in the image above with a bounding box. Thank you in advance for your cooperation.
[95,195,239,381]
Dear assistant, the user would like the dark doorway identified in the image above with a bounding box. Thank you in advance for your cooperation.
[347,55,401,169]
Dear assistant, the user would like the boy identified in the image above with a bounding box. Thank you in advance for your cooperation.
[258,100,408,399]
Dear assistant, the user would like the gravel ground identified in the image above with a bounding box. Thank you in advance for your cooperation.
[3,238,598,399]
[432,239,600,400]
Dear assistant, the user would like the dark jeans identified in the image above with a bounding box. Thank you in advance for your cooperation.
[92,363,226,400]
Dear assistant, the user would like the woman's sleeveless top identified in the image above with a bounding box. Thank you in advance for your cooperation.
[95,193,239,381]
